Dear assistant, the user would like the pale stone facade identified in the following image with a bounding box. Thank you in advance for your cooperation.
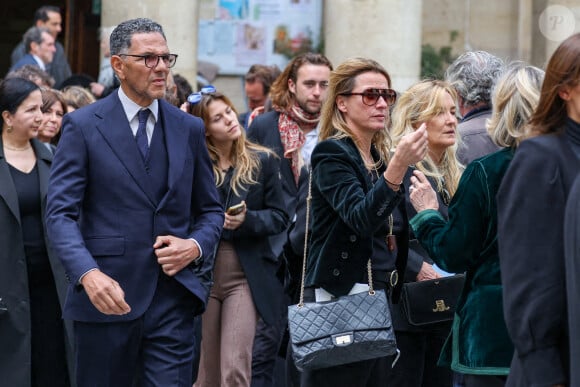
[324,0,423,92]
[101,0,200,90]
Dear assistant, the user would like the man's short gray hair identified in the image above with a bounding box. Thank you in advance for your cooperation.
[109,18,166,56]
[445,51,504,107]
[23,26,50,53]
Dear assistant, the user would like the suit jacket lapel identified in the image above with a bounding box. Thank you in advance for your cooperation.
[270,128,298,194]
[0,141,20,223]
[32,139,52,209]
[157,100,189,209]
[95,92,157,206]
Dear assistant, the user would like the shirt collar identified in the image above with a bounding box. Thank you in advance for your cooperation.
[117,86,159,123]
[31,54,45,70]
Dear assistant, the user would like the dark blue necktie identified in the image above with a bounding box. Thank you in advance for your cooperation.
[135,109,150,161]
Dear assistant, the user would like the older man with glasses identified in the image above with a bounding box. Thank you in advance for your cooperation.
[11,5,72,88]
[46,18,223,387]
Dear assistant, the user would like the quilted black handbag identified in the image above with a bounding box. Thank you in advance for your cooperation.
[400,274,465,326]
[287,171,398,371]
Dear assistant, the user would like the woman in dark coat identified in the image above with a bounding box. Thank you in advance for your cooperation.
[302,57,428,387]
[187,90,289,387]
[565,175,580,387]
[0,77,74,386]
[389,79,463,387]
[497,33,580,387]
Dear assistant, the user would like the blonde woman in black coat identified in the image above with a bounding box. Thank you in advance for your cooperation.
[186,90,289,387]
[0,77,73,386]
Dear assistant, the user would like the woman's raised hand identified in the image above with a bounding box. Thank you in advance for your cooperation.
[393,123,429,167]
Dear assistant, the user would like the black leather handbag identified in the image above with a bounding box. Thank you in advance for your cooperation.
[400,274,465,326]
[287,171,397,371]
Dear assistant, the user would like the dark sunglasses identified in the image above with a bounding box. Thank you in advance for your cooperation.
[187,85,217,105]
[341,88,397,106]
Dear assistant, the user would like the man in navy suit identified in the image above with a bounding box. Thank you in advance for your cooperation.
[46,18,223,387]
[11,5,72,87]
[9,26,56,74]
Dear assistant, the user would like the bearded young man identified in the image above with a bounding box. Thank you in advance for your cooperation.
[247,52,333,387]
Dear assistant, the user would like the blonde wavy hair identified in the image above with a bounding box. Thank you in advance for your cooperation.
[486,62,544,148]
[391,80,462,196]
[319,57,393,167]
[189,92,274,196]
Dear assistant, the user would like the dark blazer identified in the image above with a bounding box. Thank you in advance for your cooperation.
[305,137,404,297]
[46,90,224,322]
[11,41,72,87]
[456,109,499,165]
[0,138,74,387]
[565,175,580,387]
[498,125,580,387]
[221,152,289,324]
[247,111,311,295]
[9,53,41,73]
[248,111,300,224]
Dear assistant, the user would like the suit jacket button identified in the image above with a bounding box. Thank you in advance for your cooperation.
[341,252,348,259]
[349,235,357,242]
[332,268,340,276]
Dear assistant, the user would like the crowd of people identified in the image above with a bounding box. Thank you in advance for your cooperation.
[1,6,579,387]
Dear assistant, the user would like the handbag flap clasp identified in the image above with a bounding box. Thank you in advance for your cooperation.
[332,332,354,347]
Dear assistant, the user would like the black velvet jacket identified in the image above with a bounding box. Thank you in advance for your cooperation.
[304,137,407,297]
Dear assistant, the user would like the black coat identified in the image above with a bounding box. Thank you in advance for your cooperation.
[565,175,580,387]
[304,137,405,297]
[247,111,310,299]
[498,124,580,387]
[0,138,74,387]
[222,151,290,324]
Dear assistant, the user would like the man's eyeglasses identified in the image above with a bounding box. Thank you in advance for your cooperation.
[119,53,178,69]
[187,85,217,105]
[341,88,397,106]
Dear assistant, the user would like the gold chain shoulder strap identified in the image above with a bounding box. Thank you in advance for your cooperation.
[298,168,376,307]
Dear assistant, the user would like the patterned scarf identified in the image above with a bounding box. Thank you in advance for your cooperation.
[277,103,321,185]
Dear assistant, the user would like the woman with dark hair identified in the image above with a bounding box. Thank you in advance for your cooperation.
[497,33,580,387]
[38,88,66,151]
[0,77,73,386]
[186,90,289,387]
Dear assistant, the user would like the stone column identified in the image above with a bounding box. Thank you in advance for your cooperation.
[324,0,423,91]
[518,0,533,62]
[101,0,200,88]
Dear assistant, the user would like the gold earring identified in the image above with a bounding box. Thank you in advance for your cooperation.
[6,126,13,133]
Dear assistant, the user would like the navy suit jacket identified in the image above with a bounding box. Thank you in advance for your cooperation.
[46,90,224,322]
[9,54,41,73]
[11,41,71,87]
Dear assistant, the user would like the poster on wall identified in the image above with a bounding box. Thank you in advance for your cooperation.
[198,0,323,75]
